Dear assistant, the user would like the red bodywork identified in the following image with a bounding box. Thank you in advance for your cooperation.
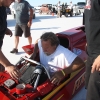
[0,26,87,100]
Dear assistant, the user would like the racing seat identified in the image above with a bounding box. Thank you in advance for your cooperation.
[58,36,69,48]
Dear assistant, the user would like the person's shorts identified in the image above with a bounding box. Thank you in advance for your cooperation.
[15,24,31,37]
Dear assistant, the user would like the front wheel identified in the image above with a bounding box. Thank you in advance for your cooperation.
[65,12,68,17]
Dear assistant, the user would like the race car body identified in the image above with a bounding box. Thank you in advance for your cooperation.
[0,25,87,100]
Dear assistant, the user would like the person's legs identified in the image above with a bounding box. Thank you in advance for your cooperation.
[57,9,61,18]
[86,56,100,100]
[85,57,93,88]
[21,24,32,45]
[86,71,100,100]
[14,36,19,49]
[10,24,23,53]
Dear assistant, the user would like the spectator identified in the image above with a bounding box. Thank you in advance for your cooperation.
[10,0,33,53]
[0,0,20,79]
[30,32,85,85]
[70,1,73,9]
[57,1,61,18]
[62,3,66,15]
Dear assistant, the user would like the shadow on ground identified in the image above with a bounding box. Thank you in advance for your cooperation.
[31,27,60,30]
[36,15,56,19]
[15,51,25,55]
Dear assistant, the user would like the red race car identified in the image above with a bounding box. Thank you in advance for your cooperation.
[0,25,87,100]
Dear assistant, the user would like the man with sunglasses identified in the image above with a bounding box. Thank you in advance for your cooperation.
[0,0,20,79]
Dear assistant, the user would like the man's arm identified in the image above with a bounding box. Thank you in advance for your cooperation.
[51,56,85,85]
[0,50,11,67]
[62,56,85,74]
[27,8,33,27]
[91,55,100,73]
[29,8,34,21]
[30,39,39,59]
[0,50,20,79]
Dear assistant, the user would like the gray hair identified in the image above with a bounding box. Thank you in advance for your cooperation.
[40,32,60,46]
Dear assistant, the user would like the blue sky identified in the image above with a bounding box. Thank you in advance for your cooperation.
[27,0,85,6]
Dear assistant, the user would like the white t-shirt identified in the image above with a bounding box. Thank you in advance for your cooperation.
[38,39,77,75]
[57,3,61,10]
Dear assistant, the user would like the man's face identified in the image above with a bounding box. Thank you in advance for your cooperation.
[1,0,14,7]
[41,39,56,56]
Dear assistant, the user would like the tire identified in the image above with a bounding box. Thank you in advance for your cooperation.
[60,12,62,17]
[70,12,73,17]
[65,13,68,17]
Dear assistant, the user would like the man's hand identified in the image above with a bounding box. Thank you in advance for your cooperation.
[5,65,21,79]
[27,20,32,27]
[91,55,100,73]
[5,28,13,37]
[50,70,65,85]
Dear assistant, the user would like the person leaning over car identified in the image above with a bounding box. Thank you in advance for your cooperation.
[30,32,85,85]
[0,0,20,79]
[10,0,33,53]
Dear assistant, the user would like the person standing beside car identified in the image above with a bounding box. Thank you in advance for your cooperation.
[69,1,73,13]
[10,0,33,53]
[57,1,61,18]
[0,0,20,79]
[84,0,100,100]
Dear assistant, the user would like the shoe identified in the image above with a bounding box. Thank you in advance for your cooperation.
[10,48,18,53]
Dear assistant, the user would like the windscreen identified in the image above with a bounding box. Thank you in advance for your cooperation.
[77,2,86,6]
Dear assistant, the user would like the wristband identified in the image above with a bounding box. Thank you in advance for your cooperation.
[61,70,65,76]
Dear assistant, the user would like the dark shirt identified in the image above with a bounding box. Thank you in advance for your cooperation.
[14,0,32,25]
[84,0,100,57]
[0,6,7,48]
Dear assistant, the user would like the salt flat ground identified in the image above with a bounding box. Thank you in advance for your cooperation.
[3,13,86,100]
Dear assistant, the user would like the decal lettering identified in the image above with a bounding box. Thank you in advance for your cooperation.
[72,72,85,95]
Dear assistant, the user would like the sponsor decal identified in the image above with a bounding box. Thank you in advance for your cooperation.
[73,48,82,55]
[72,72,85,95]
